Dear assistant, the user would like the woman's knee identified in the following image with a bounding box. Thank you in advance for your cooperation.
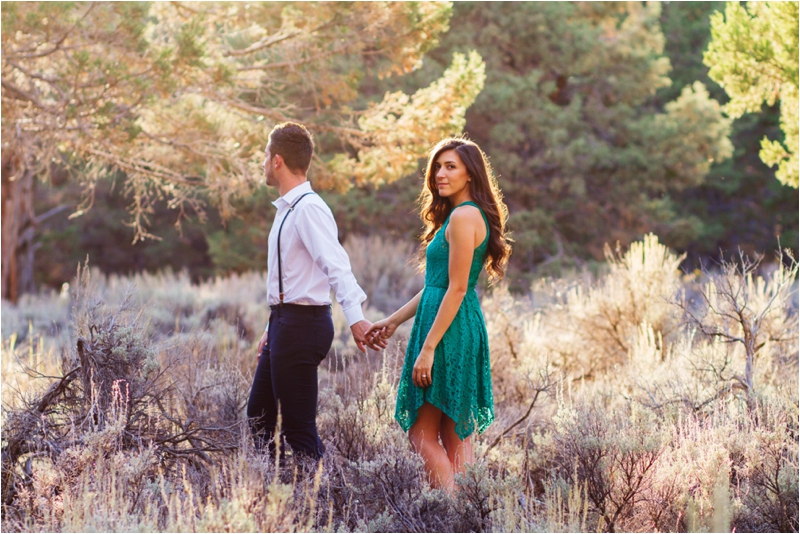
[408,423,434,452]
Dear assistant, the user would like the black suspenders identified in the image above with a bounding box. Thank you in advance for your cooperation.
[276,192,315,305]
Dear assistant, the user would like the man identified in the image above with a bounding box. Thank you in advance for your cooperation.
[247,121,376,461]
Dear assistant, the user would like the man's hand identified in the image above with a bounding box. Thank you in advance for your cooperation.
[350,320,373,353]
[256,329,268,363]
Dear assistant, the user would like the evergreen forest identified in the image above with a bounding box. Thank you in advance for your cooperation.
[4,1,797,296]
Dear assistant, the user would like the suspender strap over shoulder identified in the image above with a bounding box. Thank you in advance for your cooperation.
[276,191,315,305]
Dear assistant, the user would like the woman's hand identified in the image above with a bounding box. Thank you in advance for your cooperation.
[365,318,397,350]
[412,346,435,388]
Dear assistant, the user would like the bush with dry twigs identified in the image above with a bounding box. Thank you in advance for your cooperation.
[1,234,797,532]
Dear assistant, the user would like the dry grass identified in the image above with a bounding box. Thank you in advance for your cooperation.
[1,234,797,532]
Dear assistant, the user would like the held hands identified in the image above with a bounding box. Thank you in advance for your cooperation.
[259,320,377,356]
[366,318,434,388]
[412,346,434,388]
[350,319,377,353]
[365,318,397,351]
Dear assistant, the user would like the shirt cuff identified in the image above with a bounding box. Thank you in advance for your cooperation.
[343,304,365,327]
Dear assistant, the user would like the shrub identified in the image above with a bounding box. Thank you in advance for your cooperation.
[2,264,240,513]
[550,400,667,532]
[2,235,797,532]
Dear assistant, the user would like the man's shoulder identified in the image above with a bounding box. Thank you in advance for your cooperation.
[296,192,334,219]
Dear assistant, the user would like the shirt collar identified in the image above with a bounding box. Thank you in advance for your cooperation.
[272,181,313,209]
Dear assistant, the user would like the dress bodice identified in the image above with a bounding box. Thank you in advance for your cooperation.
[423,201,489,290]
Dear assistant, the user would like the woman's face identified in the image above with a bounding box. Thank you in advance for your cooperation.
[433,149,470,199]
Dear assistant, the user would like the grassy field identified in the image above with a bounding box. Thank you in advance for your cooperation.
[1,235,797,532]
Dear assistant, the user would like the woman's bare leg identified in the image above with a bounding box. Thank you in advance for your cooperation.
[408,402,454,492]
[440,415,474,478]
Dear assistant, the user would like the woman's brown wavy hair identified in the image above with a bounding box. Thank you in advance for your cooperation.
[418,137,512,282]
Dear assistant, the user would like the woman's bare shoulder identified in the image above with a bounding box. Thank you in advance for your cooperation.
[449,204,484,227]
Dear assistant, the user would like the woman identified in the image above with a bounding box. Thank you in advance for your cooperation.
[366,137,511,493]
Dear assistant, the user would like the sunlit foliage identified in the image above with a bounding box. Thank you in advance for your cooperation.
[1,2,484,241]
[705,1,799,188]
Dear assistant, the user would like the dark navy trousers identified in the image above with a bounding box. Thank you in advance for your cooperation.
[246,304,334,460]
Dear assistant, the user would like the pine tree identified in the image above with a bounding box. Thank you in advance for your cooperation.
[705,1,799,188]
[658,2,798,263]
[420,2,733,280]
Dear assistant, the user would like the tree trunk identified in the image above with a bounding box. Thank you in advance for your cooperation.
[2,150,36,303]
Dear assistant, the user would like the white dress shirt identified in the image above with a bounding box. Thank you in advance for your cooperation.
[267,181,366,326]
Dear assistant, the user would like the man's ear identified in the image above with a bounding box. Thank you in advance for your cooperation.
[272,153,283,169]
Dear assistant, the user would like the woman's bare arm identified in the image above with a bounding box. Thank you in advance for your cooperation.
[365,289,422,348]
[412,206,483,387]
[389,289,423,326]
[419,208,478,353]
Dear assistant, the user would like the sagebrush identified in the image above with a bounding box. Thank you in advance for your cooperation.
[2,235,797,532]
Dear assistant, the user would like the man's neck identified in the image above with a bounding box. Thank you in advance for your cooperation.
[278,175,308,198]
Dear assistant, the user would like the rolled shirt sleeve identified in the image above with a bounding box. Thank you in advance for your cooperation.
[295,202,367,326]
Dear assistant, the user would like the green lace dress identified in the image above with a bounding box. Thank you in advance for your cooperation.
[394,201,494,440]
